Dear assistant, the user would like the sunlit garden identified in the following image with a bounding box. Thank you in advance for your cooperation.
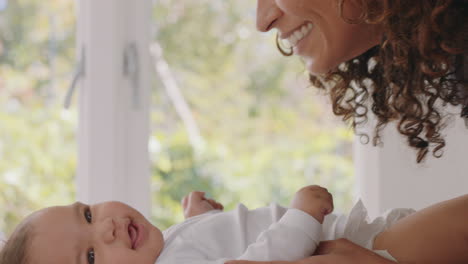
[0,0,354,234]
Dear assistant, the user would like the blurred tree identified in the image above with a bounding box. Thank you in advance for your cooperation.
[150,0,355,229]
[0,0,77,234]
[0,0,355,234]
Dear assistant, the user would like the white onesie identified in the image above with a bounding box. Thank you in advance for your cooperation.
[156,201,415,264]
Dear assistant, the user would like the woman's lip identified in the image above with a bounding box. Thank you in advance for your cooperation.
[132,222,147,250]
[280,23,308,40]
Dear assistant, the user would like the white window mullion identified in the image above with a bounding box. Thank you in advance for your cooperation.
[76,0,151,217]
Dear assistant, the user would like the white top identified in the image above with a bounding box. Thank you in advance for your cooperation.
[156,201,415,264]
[157,203,322,264]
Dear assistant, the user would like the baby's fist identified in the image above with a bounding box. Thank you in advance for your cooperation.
[290,185,334,223]
[182,191,224,219]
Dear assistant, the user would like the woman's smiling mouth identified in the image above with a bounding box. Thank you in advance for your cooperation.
[283,22,314,47]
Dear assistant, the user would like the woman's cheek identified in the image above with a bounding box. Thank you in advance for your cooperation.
[276,0,311,17]
[303,29,335,74]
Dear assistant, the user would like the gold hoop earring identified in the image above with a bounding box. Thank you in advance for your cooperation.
[276,33,293,56]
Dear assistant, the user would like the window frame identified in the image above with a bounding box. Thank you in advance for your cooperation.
[76,0,152,217]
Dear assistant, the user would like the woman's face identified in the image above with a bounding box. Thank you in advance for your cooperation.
[256,0,381,74]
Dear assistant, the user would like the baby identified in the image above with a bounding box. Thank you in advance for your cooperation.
[0,185,334,264]
[2,185,468,264]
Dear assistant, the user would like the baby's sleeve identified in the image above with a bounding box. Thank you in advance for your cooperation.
[235,208,321,261]
[156,207,322,264]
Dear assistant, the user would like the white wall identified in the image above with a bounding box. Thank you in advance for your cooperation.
[355,112,468,218]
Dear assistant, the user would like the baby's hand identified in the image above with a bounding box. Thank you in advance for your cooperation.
[290,185,334,224]
[182,191,224,219]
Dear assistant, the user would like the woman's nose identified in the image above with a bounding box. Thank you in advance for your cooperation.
[256,0,283,32]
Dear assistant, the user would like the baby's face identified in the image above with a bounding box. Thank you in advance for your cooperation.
[28,201,164,264]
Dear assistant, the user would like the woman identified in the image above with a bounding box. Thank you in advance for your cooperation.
[257,0,467,163]
[230,0,467,263]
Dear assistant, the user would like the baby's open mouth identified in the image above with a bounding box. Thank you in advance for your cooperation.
[128,221,139,249]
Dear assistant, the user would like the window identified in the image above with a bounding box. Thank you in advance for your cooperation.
[0,0,77,233]
[149,0,354,228]
[1,0,355,234]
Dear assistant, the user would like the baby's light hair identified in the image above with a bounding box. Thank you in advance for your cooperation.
[0,220,34,264]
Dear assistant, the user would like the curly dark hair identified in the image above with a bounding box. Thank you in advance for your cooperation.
[308,0,467,163]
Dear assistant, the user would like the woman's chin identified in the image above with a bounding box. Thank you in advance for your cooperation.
[305,59,332,76]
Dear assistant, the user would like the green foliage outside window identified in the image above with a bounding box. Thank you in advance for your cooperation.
[0,0,355,234]
[150,0,355,229]
[0,0,77,233]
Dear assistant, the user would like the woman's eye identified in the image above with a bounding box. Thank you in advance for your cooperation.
[87,248,95,264]
[84,208,92,223]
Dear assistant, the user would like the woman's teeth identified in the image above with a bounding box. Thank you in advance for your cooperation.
[287,23,313,47]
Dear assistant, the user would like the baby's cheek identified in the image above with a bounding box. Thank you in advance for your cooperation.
[99,249,142,264]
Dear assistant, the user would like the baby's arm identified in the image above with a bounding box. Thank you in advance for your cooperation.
[373,194,468,264]
[158,186,333,264]
[235,185,334,261]
[236,208,321,261]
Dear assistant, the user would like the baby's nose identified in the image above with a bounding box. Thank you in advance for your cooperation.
[97,217,116,244]
[97,217,131,245]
